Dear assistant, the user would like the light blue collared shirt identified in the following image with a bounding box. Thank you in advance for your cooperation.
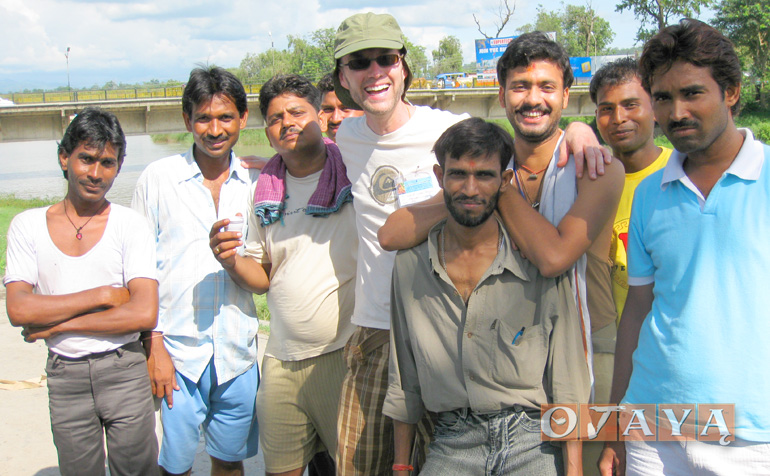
[132,147,260,384]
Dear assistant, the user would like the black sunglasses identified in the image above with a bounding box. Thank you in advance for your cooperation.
[341,54,402,71]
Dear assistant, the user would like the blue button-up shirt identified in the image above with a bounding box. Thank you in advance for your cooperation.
[132,147,260,384]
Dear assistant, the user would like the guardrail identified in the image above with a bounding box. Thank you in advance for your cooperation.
[0,84,263,105]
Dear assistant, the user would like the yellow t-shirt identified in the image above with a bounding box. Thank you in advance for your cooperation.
[611,147,672,322]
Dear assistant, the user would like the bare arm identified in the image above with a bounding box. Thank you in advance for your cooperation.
[498,158,624,277]
[558,121,613,179]
[6,281,129,327]
[210,218,271,294]
[20,277,158,341]
[393,420,416,476]
[563,440,583,476]
[378,192,447,251]
[142,331,180,407]
[598,283,653,476]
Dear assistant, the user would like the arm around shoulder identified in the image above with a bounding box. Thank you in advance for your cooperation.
[378,192,447,251]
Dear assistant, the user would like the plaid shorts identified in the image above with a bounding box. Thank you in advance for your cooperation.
[336,326,433,475]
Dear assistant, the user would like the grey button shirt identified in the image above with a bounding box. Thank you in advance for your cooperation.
[383,219,591,424]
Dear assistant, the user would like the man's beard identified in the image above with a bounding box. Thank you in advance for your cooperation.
[444,189,500,228]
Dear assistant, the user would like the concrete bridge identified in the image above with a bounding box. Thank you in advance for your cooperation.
[0,86,595,143]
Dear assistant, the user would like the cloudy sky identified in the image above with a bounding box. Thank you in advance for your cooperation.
[0,0,713,93]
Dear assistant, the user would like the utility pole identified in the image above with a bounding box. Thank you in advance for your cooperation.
[269,32,275,76]
[65,46,71,95]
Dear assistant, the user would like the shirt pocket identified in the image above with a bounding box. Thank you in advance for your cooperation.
[490,322,547,389]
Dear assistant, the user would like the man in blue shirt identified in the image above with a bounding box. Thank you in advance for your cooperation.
[600,19,770,475]
[132,66,260,476]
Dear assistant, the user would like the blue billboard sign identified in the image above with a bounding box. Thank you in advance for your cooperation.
[475,36,516,73]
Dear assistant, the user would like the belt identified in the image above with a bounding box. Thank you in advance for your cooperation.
[49,340,142,362]
[350,329,389,362]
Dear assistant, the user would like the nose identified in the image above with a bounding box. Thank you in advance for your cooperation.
[461,176,480,196]
[330,108,344,125]
[670,99,689,121]
[86,162,104,182]
[612,107,627,124]
[524,86,542,105]
[209,118,223,137]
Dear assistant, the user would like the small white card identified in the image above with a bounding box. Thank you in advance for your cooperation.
[396,171,441,208]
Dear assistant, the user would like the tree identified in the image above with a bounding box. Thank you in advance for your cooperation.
[403,37,430,79]
[474,0,517,39]
[563,4,615,56]
[713,0,770,107]
[615,0,713,43]
[432,36,464,75]
[519,3,614,57]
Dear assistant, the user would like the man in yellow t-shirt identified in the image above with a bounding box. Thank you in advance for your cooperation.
[584,57,672,476]
[591,58,673,321]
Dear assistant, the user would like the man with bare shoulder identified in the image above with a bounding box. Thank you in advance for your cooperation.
[380,32,624,411]
[4,107,160,476]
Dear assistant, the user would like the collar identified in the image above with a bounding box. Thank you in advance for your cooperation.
[179,146,246,183]
[660,128,762,188]
[427,218,531,283]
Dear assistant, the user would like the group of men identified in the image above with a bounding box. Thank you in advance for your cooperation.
[4,10,769,476]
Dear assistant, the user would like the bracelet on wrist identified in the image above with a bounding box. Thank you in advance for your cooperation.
[392,463,413,471]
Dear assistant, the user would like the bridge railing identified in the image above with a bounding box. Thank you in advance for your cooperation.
[1,84,263,105]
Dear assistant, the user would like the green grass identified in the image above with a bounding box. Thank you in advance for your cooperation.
[0,195,58,275]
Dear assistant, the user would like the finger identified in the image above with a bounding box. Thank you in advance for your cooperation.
[209,219,230,239]
[557,138,569,168]
[603,145,613,164]
[585,147,598,179]
[172,373,180,391]
[164,383,174,408]
[573,146,585,178]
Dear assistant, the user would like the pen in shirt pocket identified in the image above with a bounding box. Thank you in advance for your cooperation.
[512,327,525,345]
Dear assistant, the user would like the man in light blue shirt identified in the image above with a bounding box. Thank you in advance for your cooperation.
[132,66,260,476]
[599,19,770,475]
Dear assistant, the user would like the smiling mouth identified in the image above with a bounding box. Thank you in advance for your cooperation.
[365,84,389,95]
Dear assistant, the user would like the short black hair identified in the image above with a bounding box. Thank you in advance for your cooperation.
[317,73,335,94]
[589,57,641,104]
[433,117,514,172]
[639,18,742,115]
[259,74,321,120]
[182,65,247,118]
[496,31,573,89]
[58,107,126,179]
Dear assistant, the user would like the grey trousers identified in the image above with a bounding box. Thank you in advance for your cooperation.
[46,340,159,476]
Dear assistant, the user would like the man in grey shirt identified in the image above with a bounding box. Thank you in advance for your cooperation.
[384,118,590,475]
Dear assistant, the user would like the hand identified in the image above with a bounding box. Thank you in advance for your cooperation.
[558,122,613,179]
[143,334,179,407]
[22,325,56,342]
[210,216,243,269]
[240,155,268,170]
[101,285,130,308]
[598,441,625,476]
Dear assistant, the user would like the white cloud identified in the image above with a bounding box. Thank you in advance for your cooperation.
[0,0,647,92]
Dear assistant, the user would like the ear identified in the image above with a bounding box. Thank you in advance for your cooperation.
[183,112,193,133]
[502,168,514,186]
[498,85,506,109]
[239,109,249,130]
[562,87,570,109]
[724,84,741,112]
[338,69,349,90]
[264,127,273,148]
[433,163,444,189]
[58,149,69,173]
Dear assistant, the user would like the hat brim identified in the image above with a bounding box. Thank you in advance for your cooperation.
[333,69,363,111]
[334,38,405,60]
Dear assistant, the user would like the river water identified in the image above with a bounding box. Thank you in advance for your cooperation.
[0,136,274,207]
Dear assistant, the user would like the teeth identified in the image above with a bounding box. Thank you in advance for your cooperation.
[366,84,388,93]
[522,111,544,118]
